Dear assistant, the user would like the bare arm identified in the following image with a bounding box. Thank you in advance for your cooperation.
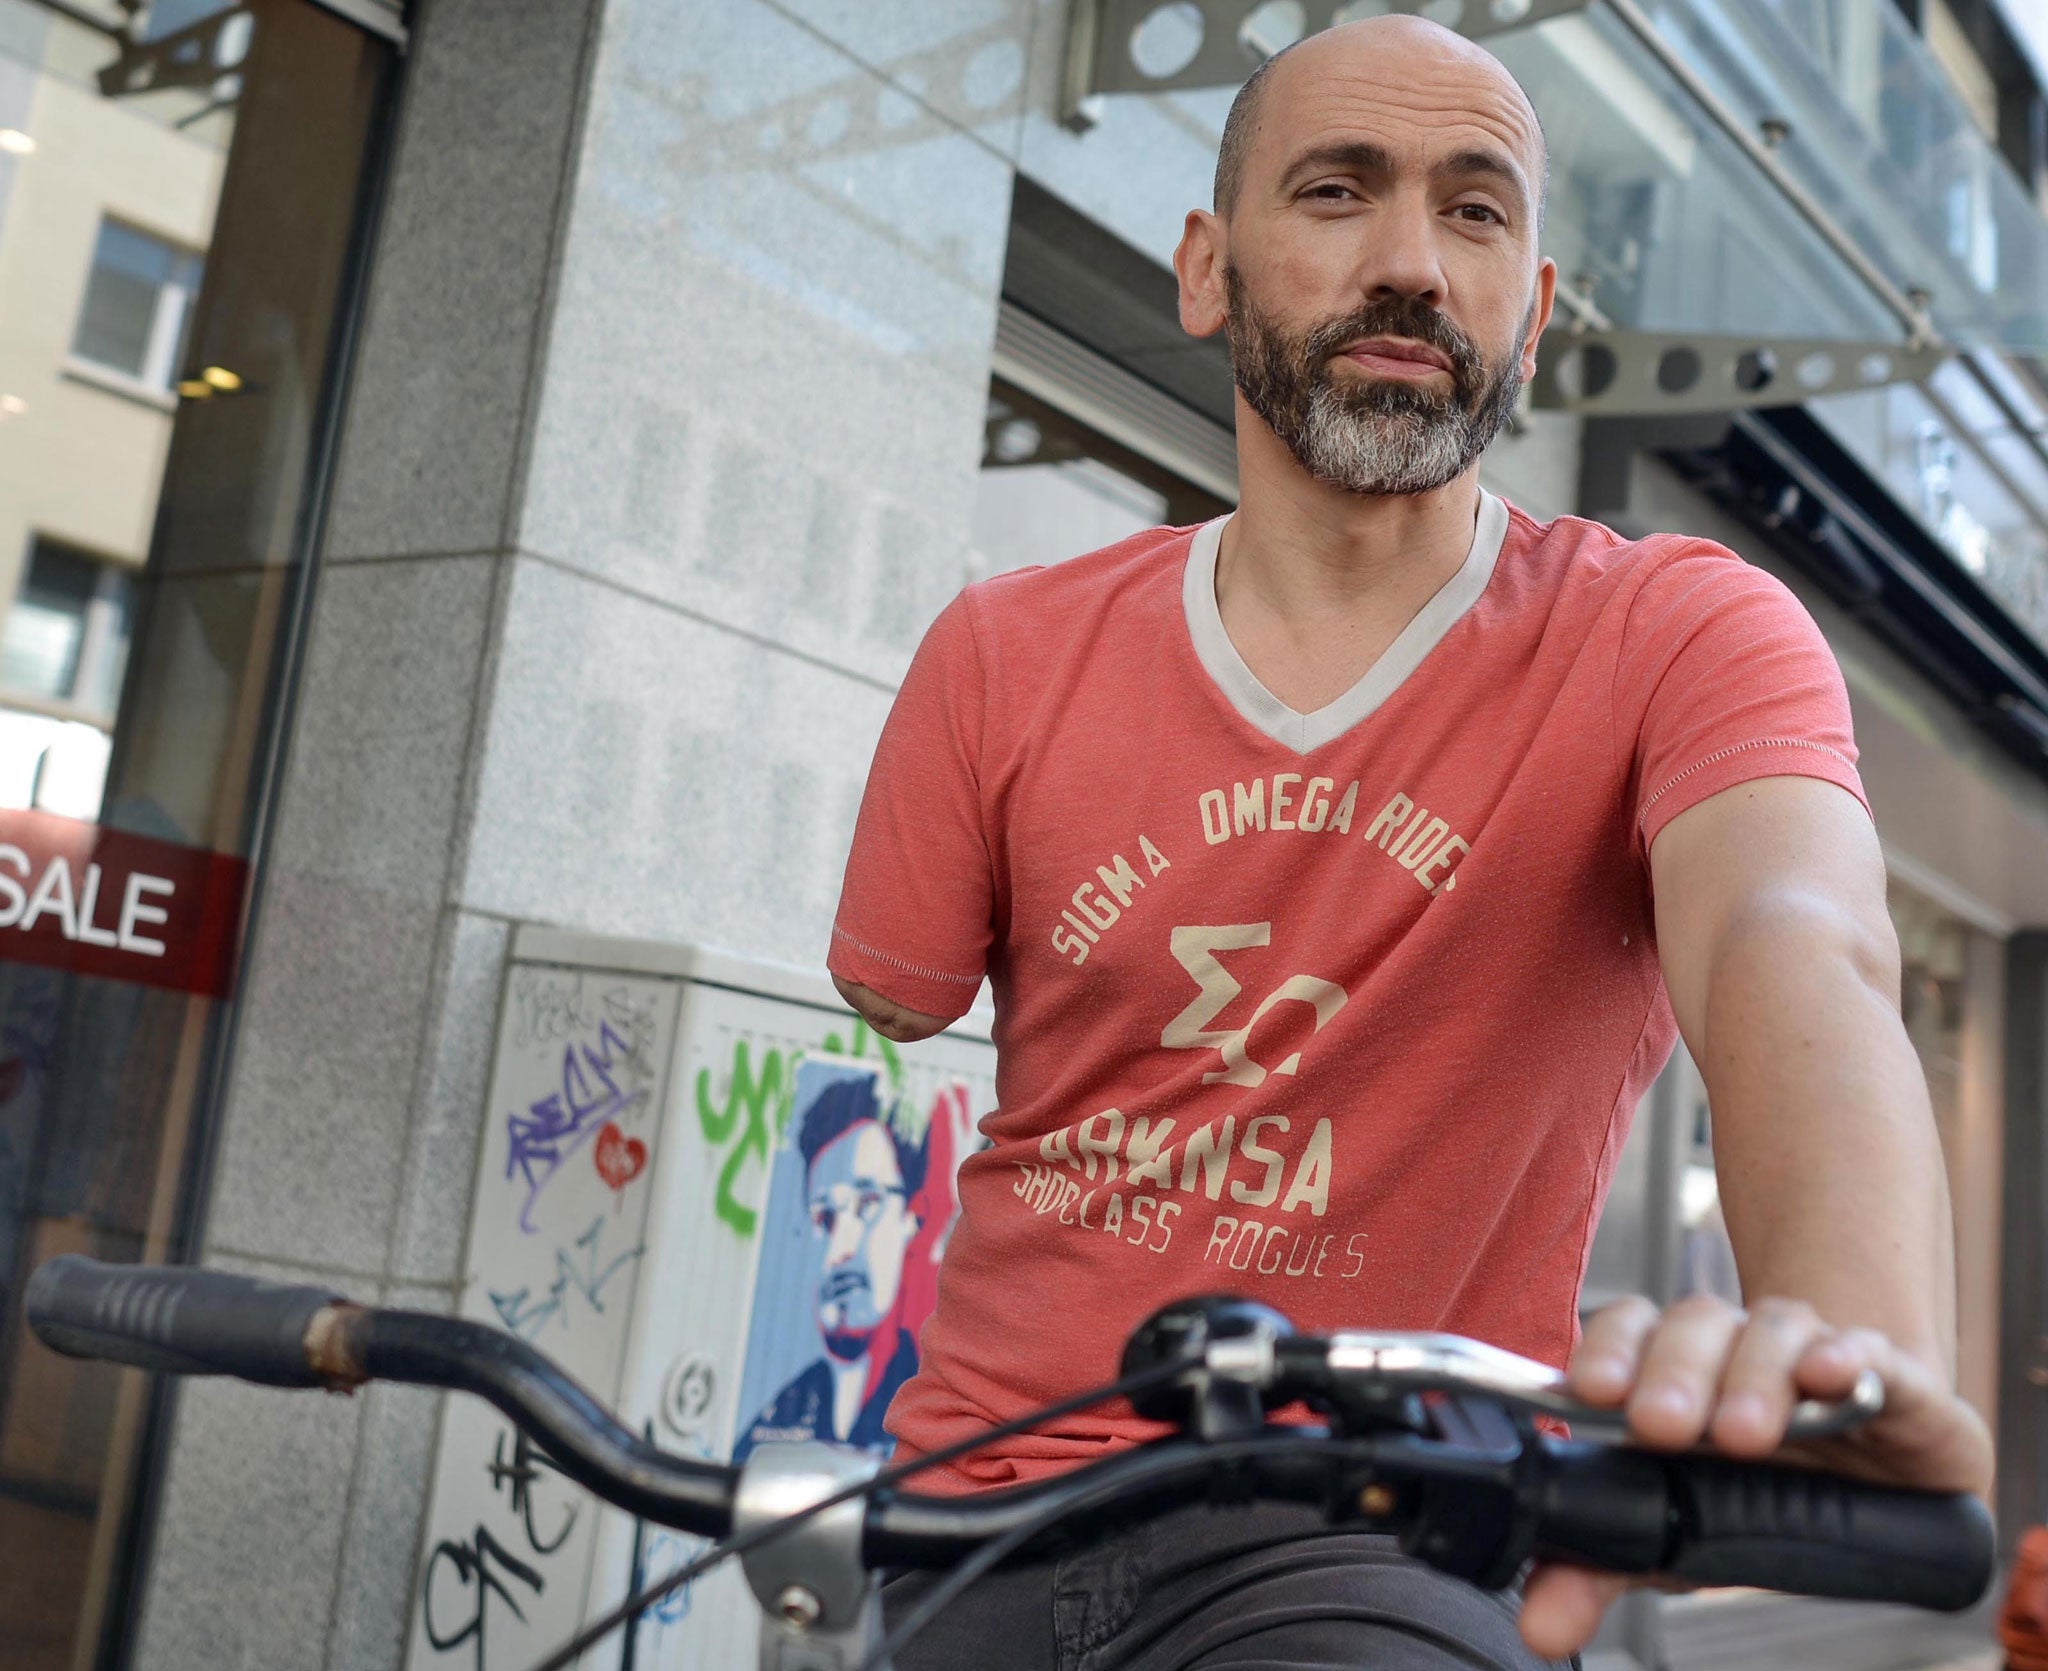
[1648,774,1951,1371]
[831,973,951,1044]
[1523,775,1991,1656]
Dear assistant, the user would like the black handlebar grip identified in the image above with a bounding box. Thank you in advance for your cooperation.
[1531,1438,1993,1612]
[26,1255,345,1387]
[1659,1453,1994,1612]
[1529,1439,1679,1577]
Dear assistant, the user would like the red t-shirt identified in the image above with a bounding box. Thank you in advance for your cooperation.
[828,492,1866,1491]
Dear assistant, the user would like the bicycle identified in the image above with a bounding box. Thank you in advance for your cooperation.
[27,1256,1994,1671]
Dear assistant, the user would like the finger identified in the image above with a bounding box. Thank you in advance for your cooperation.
[1629,1295,1746,1448]
[1788,1329,1996,1495]
[1709,1297,1830,1456]
[1519,1563,1629,1660]
[1568,1295,1660,1406]
[1793,1325,1881,1400]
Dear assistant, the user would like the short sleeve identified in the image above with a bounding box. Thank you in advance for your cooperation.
[828,592,994,1022]
[1614,543,1869,858]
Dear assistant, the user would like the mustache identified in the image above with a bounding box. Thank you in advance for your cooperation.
[1303,296,1485,393]
[821,1268,869,1302]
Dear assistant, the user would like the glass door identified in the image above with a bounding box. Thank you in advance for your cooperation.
[0,2,395,1663]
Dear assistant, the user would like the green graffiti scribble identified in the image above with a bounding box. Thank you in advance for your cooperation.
[694,1021,912,1239]
[694,1041,793,1238]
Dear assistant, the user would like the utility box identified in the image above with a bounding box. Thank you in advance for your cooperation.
[403,928,996,1671]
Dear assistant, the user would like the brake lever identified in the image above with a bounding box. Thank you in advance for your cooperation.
[1321,1332,1885,1442]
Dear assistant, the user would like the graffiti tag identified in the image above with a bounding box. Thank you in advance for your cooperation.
[487,1215,644,1340]
[421,1527,543,1669]
[506,1021,650,1231]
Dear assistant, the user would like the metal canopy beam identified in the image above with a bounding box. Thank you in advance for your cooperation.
[1064,0,1591,123]
[1531,331,1947,416]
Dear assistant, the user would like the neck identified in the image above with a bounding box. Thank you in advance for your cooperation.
[1210,402,1487,716]
[1222,401,1483,617]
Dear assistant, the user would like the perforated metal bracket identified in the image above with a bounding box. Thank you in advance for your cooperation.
[1531,330,1946,416]
[1063,0,1591,127]
[736,1442,889,1671]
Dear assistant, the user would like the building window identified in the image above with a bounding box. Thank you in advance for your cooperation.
[1923,0,2003,143]
[70,217,202,391]
[0,538,137,719]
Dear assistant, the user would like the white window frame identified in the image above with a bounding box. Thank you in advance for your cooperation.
[0,536,139,729]
[67,214,203,397]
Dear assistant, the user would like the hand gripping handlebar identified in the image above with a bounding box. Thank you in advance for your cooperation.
[25,1259,1995,1614]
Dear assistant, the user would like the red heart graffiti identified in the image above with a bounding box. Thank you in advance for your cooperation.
[593,1122,647,1193]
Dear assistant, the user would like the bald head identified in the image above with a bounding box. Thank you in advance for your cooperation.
[1213,15,1547,223]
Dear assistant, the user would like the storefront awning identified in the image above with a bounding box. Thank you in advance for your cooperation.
[1064,0,2048,360]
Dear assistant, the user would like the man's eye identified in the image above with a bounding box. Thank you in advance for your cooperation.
[1304,183,1356,201]
[1454,203,1504,225]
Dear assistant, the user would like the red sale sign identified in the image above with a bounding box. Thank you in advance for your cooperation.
[0,809,250,997]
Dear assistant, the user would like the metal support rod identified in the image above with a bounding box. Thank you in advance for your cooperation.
[1596,0,1940,349]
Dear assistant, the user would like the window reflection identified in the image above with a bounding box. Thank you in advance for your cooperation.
[0,3,392,1664]
[70,219,202,392]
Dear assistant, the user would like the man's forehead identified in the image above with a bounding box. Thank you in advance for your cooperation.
[1251,20,1544,189]
[811,1119,900,1179]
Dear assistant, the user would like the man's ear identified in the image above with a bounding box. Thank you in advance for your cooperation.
[1175,207,1229,339]
[1520,256,1559,383]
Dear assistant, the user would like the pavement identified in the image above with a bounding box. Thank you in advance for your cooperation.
[1581,1589,2004,1671]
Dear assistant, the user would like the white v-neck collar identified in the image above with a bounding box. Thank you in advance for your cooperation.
[1181,490,1509,755]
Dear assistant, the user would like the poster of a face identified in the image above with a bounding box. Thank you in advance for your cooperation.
[730,1056,972,1460]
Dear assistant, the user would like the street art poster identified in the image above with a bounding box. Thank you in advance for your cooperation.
[730,1056,973,1462]
[407,951,995,1671]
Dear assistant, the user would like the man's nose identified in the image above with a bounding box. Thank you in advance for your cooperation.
[1359,192,1448,306]
[826,1216,864,1266]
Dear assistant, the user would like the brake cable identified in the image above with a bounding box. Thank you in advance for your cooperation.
[526,1356,1191,1671]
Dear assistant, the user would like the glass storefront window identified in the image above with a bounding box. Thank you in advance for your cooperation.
[0,2,394,1664]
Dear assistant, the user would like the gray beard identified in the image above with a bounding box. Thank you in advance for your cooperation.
[1224,272,1533,498]
[1290,380,1501,497]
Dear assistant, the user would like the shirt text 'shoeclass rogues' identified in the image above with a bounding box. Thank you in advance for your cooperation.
[828,494,1867,1492]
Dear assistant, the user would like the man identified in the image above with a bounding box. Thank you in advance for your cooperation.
[731,1076,924,1461]
[828,14,1993,1666]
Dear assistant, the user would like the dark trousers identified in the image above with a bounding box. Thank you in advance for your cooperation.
[883,1501,1577,1671]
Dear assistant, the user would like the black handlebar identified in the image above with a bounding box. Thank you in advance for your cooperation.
[25,1256,1995,1613]
[1530,1440,1991,1612]
[26,1254,343,1386]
